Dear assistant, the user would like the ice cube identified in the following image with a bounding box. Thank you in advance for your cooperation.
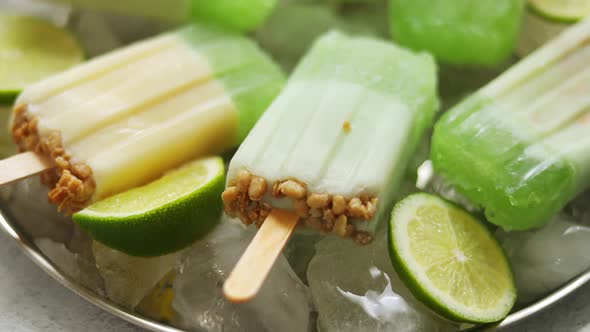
[172,217,312,332]
[35,238,105,295]
[283,232,322,284]
[1,178,73,244]
[307,234,456,332]
[497,214,590,303]
[564,190,590,226]
[92,241,181,309]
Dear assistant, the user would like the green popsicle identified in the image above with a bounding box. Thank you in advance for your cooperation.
[431,18,590,230]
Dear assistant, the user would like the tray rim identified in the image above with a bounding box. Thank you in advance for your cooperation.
[0,204,588,332]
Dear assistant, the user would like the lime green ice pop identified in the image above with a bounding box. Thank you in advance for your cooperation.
[222,31,438,244]
[48,0,277,32]
[11,23,284,214]
[390,0,525,66]
[431,18,590,230]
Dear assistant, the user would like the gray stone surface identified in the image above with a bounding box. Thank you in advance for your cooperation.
[0,231,140,332]
[0,229,589,332]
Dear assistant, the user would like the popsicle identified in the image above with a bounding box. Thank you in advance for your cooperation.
[47,0,277,32]
[10,23,284,214]
[222,31,438,301]
[431,18,590,230]
[390,0,525,66]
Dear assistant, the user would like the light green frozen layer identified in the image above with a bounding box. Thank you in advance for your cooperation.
[178,24,285,144]
[226,31,438,236]
[390,0,525,66]
[431,19,590,230]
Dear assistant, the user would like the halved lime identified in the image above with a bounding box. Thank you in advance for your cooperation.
[529,0,590,23]
[74,157,225,257]
[0,13,84,102]
[388,193,516,323]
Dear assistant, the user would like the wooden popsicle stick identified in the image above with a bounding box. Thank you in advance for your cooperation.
[224,209,299,303]
[0,152,54,186]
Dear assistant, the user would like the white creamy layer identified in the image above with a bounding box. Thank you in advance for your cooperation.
[481,18,590,138]
[228,80,417,233]
[474,20,590,193]
[17,32,237,201]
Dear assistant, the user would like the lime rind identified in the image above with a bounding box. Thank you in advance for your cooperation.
[74,157,225,257]
[0,89,21,104]
[388,193,516,324]
[528,0,590,23]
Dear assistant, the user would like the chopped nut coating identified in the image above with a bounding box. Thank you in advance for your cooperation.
[221,171,378,245]
[222,186,240,205]
[236,169,252,192]
[12,106,96,214]
[347,198,365,219]
[332,195,347,215]
[307,193,330,209]
[277,180,306,199]
[353,231,373,245]
[333,215,348,237]
[248,176,267,200]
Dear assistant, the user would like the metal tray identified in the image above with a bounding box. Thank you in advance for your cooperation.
[0,180,589,332]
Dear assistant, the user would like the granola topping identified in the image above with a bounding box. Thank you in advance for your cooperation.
[12,105,96,214]
[222,169,375,245]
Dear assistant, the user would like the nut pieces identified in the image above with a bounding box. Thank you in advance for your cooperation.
[222,169,375,244]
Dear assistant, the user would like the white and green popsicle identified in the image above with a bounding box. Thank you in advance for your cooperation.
[431,18,590,230]
[11,23,284,213]
[48,0,277,32]
[222,31,438,243]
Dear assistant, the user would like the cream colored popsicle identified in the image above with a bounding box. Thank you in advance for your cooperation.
[11,24,284,213]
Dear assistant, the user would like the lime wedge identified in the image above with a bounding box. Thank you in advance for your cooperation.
[74,157,225,257]
[529,0,590,23]
[0,13,83,102]
[388,193,516,323]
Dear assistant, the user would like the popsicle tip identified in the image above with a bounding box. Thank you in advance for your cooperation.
[223,275,261,303]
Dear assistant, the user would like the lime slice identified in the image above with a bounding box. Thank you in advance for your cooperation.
[529,0,590,23]
[74,157,225,257]
[388,193,516,323]
[0,13,84,102]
